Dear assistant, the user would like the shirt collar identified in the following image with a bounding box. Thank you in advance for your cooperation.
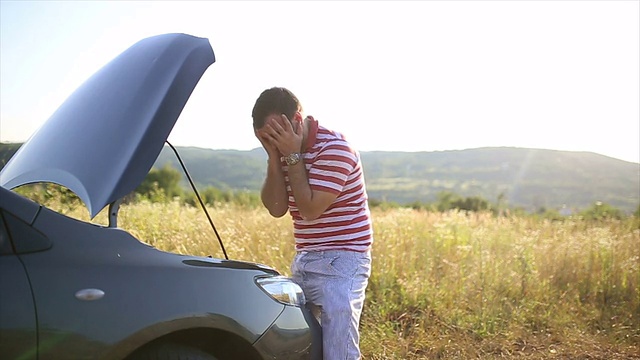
[304,115,318,152]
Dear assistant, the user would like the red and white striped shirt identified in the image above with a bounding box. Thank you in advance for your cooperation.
[283,117,373,252]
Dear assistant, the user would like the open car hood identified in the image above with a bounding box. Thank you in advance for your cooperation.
[0,33,215,217]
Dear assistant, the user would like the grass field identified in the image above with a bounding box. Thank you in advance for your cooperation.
[49,197,640,359]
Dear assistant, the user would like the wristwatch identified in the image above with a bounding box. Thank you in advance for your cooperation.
[284,152,302,166]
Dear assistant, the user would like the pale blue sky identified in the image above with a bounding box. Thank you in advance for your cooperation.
[1,1,639,163]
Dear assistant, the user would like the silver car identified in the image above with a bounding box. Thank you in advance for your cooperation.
[0,33,321,360]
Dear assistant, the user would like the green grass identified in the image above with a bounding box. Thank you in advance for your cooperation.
[40,196,640,359]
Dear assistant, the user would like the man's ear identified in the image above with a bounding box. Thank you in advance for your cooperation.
[291,112,303,132]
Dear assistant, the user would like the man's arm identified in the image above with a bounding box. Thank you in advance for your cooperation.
[261,156,289,218]
[259,114,338,220]
[286,160,338,221]
[255,127,289,218]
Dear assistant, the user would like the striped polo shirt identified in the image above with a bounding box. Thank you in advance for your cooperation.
[283,116,373,252]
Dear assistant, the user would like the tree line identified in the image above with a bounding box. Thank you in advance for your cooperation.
[9,164,640,220]
[3,143,638,214]
[135,166,638,220]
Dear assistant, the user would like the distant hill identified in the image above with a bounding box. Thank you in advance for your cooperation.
[359,148,639,213]
[2,143,638,213]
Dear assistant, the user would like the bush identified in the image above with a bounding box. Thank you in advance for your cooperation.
[579,201,624,221]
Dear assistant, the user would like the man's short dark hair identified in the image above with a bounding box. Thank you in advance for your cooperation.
[252,87,302,129]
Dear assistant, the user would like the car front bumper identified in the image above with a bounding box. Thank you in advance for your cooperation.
[253,304,322,360]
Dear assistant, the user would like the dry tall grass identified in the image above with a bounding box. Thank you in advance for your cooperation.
[52,198,640,359]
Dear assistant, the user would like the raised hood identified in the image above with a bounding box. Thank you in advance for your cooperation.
[0,33,215,218]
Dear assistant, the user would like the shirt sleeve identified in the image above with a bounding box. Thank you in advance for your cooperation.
[308,141,357,194]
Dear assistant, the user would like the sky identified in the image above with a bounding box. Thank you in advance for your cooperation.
[1,1,639,163]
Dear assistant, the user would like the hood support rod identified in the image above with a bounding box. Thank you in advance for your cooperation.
[166,141,228,260]
[108,199,122,228]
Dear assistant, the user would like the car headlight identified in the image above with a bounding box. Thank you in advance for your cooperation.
[256,276,306,306]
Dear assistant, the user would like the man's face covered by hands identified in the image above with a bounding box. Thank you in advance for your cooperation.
[255,112,304,158]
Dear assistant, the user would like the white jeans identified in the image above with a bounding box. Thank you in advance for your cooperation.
[290,250,372,360]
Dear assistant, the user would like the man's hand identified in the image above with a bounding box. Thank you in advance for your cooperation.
[261,114,303,156]
[255,128,281,160]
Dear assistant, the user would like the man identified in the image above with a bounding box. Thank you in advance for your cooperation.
[252,87,373,360]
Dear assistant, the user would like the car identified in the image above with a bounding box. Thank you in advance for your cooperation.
[0,33,321,360]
